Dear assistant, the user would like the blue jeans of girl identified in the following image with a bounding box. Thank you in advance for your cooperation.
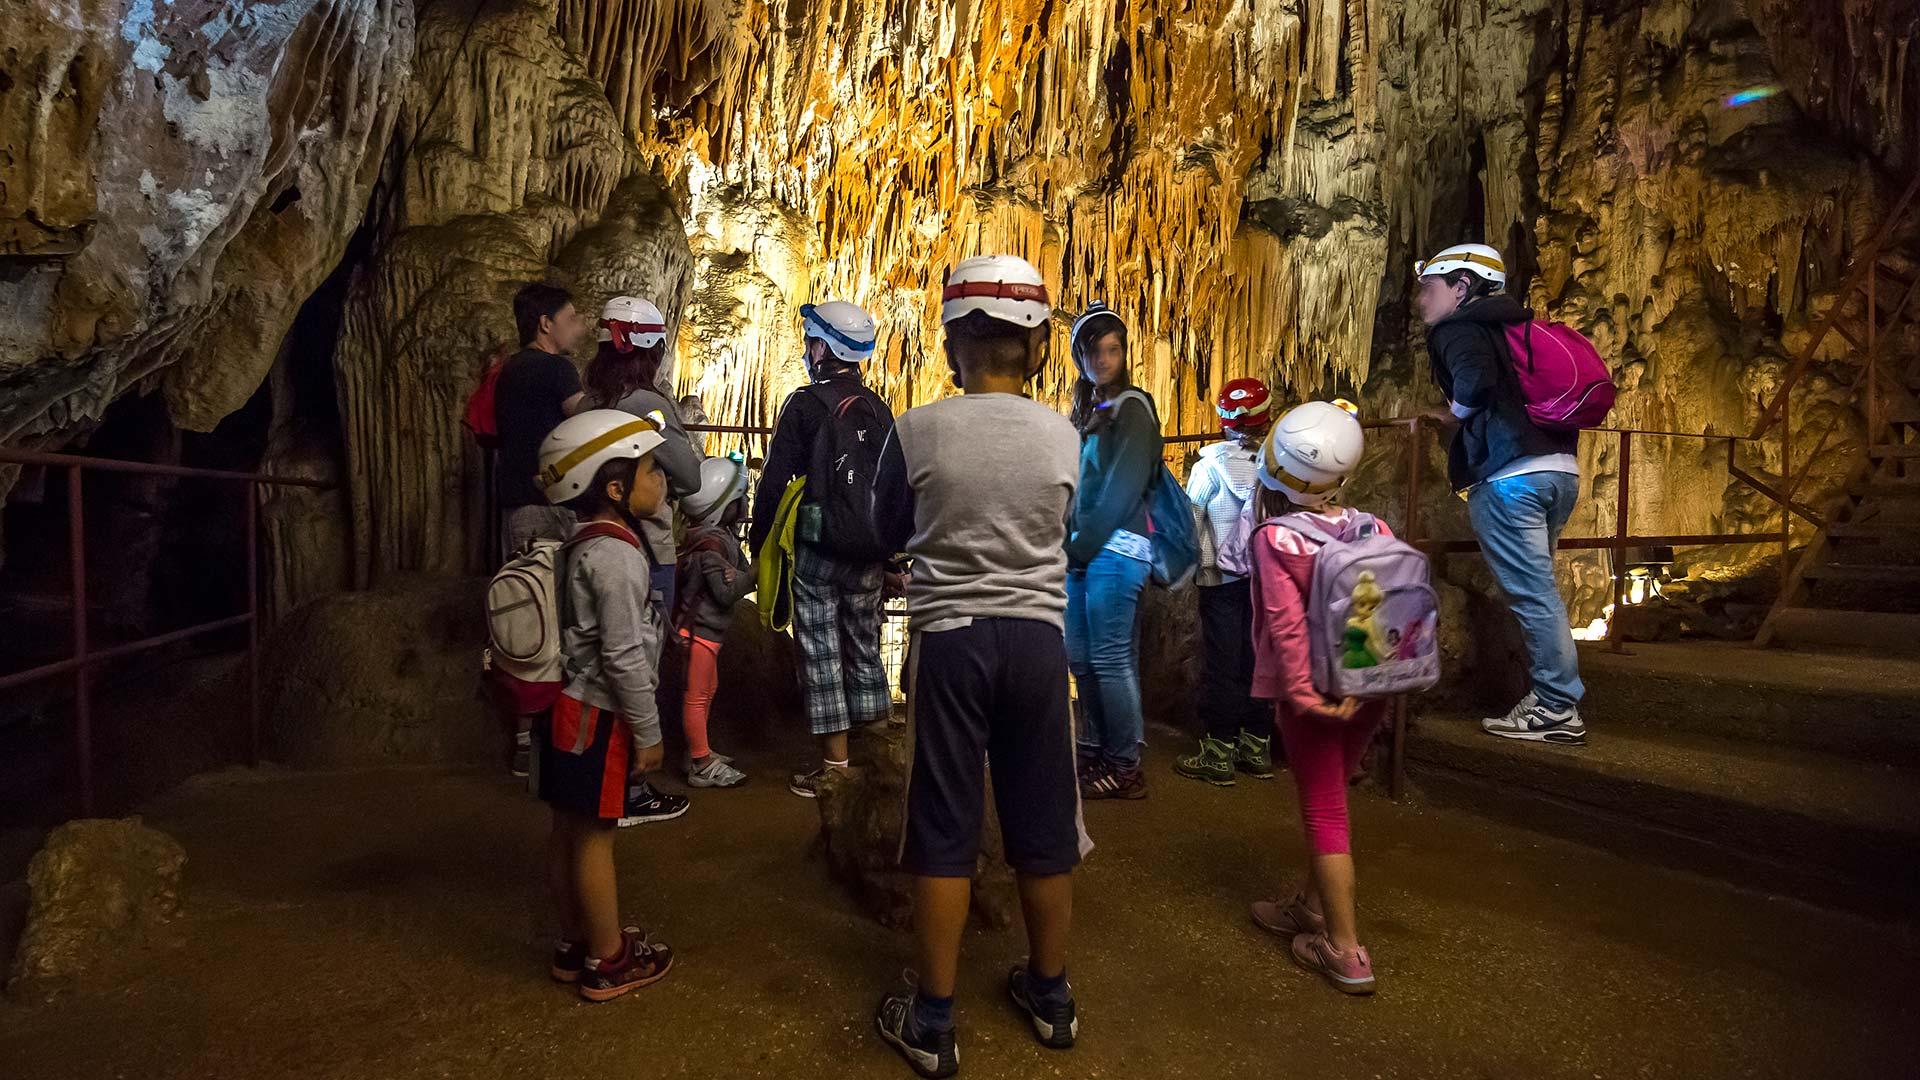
[1065,548,1152,770]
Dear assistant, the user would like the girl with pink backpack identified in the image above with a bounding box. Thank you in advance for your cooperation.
[1244,400,1423,997]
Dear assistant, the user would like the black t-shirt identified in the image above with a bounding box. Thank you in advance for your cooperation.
[495,348,581,508]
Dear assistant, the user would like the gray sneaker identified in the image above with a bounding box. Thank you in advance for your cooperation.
[1482,695,1587,745]
[687,755,747,788]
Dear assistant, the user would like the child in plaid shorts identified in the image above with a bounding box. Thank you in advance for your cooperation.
[745,300,898,798]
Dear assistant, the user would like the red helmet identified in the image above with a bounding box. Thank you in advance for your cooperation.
[1216,378,1274,430]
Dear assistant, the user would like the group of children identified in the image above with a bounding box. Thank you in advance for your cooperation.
[503,259,1399,1075]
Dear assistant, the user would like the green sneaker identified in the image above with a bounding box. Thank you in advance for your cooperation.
[1174,737,1236,787]
[1236,731,1276,779]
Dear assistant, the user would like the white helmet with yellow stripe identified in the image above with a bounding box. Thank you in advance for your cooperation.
[1258,400,1364,507]
[1415,243,1507,287]
[539,410,666,505]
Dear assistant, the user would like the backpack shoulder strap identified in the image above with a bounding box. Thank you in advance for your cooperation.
[1275,513,1340,547]
[565,522,641,551]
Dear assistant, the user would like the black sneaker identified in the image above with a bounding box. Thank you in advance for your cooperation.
[875,985,959,1078]
[1082,762,1147,800]
[1007,965,1078,1049]
[617,779,689,827]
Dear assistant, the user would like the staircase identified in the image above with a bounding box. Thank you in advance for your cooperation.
[1753,173,1920,655]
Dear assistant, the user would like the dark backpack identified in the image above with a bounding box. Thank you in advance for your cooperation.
[803,382,896,563]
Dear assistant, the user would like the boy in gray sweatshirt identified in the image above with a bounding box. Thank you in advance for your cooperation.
[532,411,683,1004]
[868,256,1085,1079]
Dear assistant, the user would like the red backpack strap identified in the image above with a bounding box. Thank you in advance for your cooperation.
[564,521,641,550]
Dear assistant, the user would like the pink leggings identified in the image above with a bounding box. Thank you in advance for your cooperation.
[681,634,722,760]
[1276,702,1386,856]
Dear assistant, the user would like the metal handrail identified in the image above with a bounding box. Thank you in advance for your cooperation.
[0,446,332,816]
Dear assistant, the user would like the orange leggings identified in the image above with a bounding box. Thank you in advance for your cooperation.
[681,634,722,760]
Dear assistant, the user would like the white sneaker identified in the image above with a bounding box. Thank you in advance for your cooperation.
[687,755,747,788]
[1482,696,1587,746]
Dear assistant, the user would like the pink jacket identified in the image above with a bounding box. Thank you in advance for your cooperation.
[1248,507,1396,718]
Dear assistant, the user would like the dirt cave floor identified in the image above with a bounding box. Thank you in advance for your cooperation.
[2,737,1916,1080]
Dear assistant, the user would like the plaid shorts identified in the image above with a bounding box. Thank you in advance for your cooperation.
[792,543,890,736]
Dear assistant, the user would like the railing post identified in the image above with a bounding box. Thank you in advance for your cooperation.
[68,466,93,817]
[1868,263,1880,443]
[1609,431,1632,654]
[1391,416,1421,802]
[1780,396,1793,590]
[246,480,261,768]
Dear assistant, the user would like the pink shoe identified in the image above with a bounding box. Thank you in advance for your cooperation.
[1290,932,1376,995]
[1250,893,1326,938]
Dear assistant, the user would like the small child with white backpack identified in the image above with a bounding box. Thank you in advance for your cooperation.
[1242,400,1439,997]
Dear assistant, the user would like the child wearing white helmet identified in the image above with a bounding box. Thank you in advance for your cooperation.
[746,299,900,798]
[870,254,1085,1078]
[1241,398,1385,996]
[532,409,681,1003]
[1064,300,1164,801]
[585,295,704,613]
[1416,243,1586,744]
[670,455,755,788]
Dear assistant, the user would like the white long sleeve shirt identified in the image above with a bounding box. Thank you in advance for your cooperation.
[1187,439,1260,586]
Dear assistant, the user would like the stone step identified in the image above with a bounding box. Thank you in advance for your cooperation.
[1573,641,1920,765]
[1406,715,1920,920]
[1767,607,1920,656]
[1801,562,1920,586]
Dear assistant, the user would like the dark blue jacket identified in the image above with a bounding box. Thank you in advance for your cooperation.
[1426,295,1578,491]
[1066,390,1161,567]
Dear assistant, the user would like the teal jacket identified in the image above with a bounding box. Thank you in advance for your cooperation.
[1066,390,1162,568]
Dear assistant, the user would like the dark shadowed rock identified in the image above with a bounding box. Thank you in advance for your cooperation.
[260,576,496,767]
[814,723,1015,930]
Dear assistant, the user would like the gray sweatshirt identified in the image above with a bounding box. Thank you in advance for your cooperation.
[560,526,664,748]
[602,385,702,563]
[874,393,1082,630]
[678,523,756,640]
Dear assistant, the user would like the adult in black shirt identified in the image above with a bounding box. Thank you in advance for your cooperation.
[497,283,588,557]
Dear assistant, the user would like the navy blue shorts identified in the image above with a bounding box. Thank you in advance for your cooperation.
[902,618,1082,878]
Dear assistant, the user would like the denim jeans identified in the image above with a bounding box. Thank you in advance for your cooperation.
[1065,548,1152,769]
[1467,471,1585,711]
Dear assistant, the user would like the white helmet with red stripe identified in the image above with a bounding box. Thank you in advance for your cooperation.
[941,255,1051,328]
[598,296,667,351]
[1258,399,1364,506]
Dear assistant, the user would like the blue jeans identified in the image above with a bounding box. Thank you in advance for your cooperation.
[1065,548,1152,769]
[1468,471,1585,711]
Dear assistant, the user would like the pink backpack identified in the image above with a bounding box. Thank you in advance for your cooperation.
[1502,320,1615,431]
[1273,512,1440,701]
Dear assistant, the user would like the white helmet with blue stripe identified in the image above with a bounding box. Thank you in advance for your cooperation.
[801,300,878,364]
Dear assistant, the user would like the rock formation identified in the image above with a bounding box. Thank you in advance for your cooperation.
[2,0,1916,628]
[7,817,187,999]
[814,722,1016,930]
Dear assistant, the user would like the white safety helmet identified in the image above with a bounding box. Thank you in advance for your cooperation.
[598,296,667,351]
[681,455,748,523]
[1415,243,1507,286]
[538,409,666,505]
[941,255,1051,328]
[1258,400,1365,507]
[801,301,878,364]
[1069,301,1127,375]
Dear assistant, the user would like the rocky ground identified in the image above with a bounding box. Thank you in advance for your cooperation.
[1,735,1914,1079]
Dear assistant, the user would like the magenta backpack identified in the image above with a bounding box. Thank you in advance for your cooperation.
[1503,320,1616,431]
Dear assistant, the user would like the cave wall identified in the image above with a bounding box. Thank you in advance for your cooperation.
[3,0,1917,619]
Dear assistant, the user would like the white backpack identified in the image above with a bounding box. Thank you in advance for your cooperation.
[484,523,637,714]
[1272,512,1441,700]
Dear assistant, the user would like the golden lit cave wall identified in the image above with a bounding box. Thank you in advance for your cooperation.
[667,0,1402,440]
